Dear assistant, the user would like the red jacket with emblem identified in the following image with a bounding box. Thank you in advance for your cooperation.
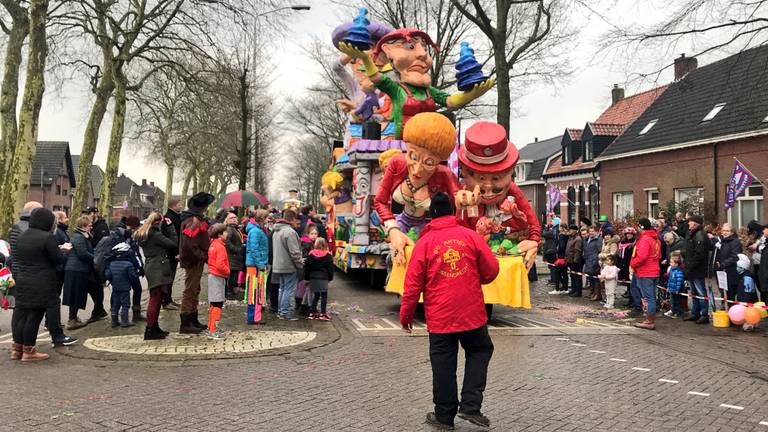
[207,238,230,278]
[400,216,500,333]
[630,230,661,278]
[373,153,460,224]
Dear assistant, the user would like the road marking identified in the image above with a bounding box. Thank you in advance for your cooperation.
[0,332,12,341]
[719,404,744,411]
[632,367,651,371]
[589,350,606,354]
[658,379,679,384]
[609,358,627,362]
[759,420,768,426]
[380,318,400,330]
[687,391,710,397]
[570,343,587,347]
[555,337,570,341]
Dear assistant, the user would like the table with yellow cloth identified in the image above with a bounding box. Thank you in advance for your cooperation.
[385,245,531,309]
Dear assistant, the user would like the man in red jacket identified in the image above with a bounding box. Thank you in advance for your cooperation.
[401,192,500,430]
[630,217,662,330]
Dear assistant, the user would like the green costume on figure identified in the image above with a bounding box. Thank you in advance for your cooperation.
[375,75,449,139]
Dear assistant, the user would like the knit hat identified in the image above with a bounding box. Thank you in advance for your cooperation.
[429,192,454,219]
[29,207,55,232]
[638,218,652,231]
[687,215,704,225]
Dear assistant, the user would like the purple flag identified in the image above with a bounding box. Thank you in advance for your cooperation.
[546,183,562,213]
[724,160,755,209]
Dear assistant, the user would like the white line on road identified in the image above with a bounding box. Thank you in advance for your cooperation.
[589,350,606,354]
[759,420,768,426]
[632,367,651,371]
[719,404,744,411]
[380,318,401,330]
[570,343,587,347]
[0,332,12,341]
[658,379,679,384]
[609,358,627,362]
[687,391,710,397]
[555,337,570,341]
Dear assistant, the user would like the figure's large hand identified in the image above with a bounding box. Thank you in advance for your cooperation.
[455,184,481,208]
[389,228,413,265]
[447,78,496,108]
[517,239,538,271]
[336,99,356,113]
[338,42,368,60]
[338,42,380,80]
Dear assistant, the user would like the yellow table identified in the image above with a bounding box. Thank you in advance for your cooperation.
[385,246,531,309]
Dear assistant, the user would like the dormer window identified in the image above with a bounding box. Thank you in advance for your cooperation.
[702,103,725,122]
[515,164,528,180]
[639,119,658,135]
[584,141,593,161]
[563,146,571,165]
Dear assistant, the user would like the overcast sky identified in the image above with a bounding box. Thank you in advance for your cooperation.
[35,1,713,198]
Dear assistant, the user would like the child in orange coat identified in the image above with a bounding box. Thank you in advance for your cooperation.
[207,224,230,340]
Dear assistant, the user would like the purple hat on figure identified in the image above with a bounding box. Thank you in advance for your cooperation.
[332,16,393,50]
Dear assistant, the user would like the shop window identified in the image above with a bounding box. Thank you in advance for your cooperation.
[728,185,763,229]
[613,192,634,220]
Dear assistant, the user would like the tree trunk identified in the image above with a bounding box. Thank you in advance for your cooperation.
[238,69,249,191]
[181,168,192,206]
[72,74,115,216]
[163,162,174,211]
[192,169,199,195]
[98,76,127,217]
[0,0,49,237]
[0,14,28,183]
[493,36,511,134]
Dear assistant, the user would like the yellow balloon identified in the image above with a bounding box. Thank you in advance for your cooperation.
[754,302,768,319]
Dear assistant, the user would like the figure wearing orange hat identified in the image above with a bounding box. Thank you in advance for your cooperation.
[338,28,495,139]
[455,122,541,269]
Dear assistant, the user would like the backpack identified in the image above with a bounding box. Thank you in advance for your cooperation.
[94,231,124,276]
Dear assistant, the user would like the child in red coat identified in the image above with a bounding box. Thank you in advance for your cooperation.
[207,224,230,340]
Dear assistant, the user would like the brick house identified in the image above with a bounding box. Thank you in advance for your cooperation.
[71,154,105,211]
[597,47,768,228]
[26,141,76,213]
[109,176,166,221]
[515,135,561,222]
[542,84,668,225]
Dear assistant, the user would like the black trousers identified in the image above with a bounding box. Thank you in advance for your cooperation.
[12,307,46,346]
[568,263,583,295]
[45,273,65,339]
[268,283,280,313]
[553,265,569,291]
[87,272,106,315]
[543,253,556,283]
[163,260,178,306]
[429,325,494,425]
[311,292,328,314]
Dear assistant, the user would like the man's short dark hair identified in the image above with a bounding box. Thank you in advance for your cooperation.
[429,192,454,219]
[125,215,140,229]
[300,205,313,216]
[283,209,298,221]
[168,198,181,208]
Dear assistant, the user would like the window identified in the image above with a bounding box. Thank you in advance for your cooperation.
[563,146,571,165]
[588,185,599,222]
[567,187,576,225]
[702,103,725,122]
[674,187,704,214]
[56,184,61,195]
[62,189,67,196]
[728,185,763,229]
[578,186,585,220]
[584,141,593,161]
[515,164,528,181]
[639,119,657,135]
[613,192,634,220]
[647,190,659,217]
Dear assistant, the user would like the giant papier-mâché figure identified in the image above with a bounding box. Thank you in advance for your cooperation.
[338,28,495,139]
[373,112,459,263]
[454,122,542,269]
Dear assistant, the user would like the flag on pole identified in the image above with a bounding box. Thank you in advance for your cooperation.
[546,184,563,213]
[724,160,756,209]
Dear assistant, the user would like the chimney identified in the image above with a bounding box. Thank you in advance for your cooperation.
[674,54,698,81]
[141,178,147,186]
[534,137,539,143]
[149,181,154,188]
[611,84,625,105]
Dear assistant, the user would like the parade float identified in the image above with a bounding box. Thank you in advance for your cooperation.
[325,9,538,307]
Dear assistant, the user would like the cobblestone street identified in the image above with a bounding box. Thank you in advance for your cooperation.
[2,268,768,431]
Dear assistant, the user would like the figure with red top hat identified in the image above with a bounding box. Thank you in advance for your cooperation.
[455,122,541,269]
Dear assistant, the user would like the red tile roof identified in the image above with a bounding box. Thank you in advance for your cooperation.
[588,123,625,136]
[567,128,583,140]
[596,85,669,125]
[543,155,597,176]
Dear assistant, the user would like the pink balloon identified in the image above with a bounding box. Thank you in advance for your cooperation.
[728,304,746,325]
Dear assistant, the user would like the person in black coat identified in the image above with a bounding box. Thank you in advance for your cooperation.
[712,223,741,305]
[541,223,559,285]
[136,212,178,340]
[223,212,244,300]
[303,238,334,320]
[84,207,111,247]
[683,216,712,323]
[162,198,183,309]
[11,208,71,361]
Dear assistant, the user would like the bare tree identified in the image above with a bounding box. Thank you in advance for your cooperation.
[0,0,28,186]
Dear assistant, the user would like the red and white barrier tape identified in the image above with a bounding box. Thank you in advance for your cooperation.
[543,261,768,310]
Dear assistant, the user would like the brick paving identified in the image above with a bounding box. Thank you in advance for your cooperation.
[1,268,767,431]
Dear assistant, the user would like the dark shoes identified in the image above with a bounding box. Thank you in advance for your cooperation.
[458,410,491,428]
[567,291,581,297]
[87,310,109,323]
[52,336,78,346]
[144,325,168,340]
[695,316,709,324]
[133,309,146,322]
[425,413,454,430]
[179,313,203,334]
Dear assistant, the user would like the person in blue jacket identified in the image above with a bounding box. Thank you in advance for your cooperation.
[244,209,269,324]
[105,243,143,328]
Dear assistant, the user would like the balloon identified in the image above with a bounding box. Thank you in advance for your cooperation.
[754,302,768,319]
[744,307,762,325]
[728,304,746,325]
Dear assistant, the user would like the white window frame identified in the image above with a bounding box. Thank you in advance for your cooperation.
[702,103,725,122]
[728,185,764,229]
[563,146,571,165]
[647,189,659,217]
[515,163,528,181]
[639,119,658,135]
[613,192,634,220]
[584,140,593,161]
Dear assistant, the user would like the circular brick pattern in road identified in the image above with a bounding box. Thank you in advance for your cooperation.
[82,330,317,356]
